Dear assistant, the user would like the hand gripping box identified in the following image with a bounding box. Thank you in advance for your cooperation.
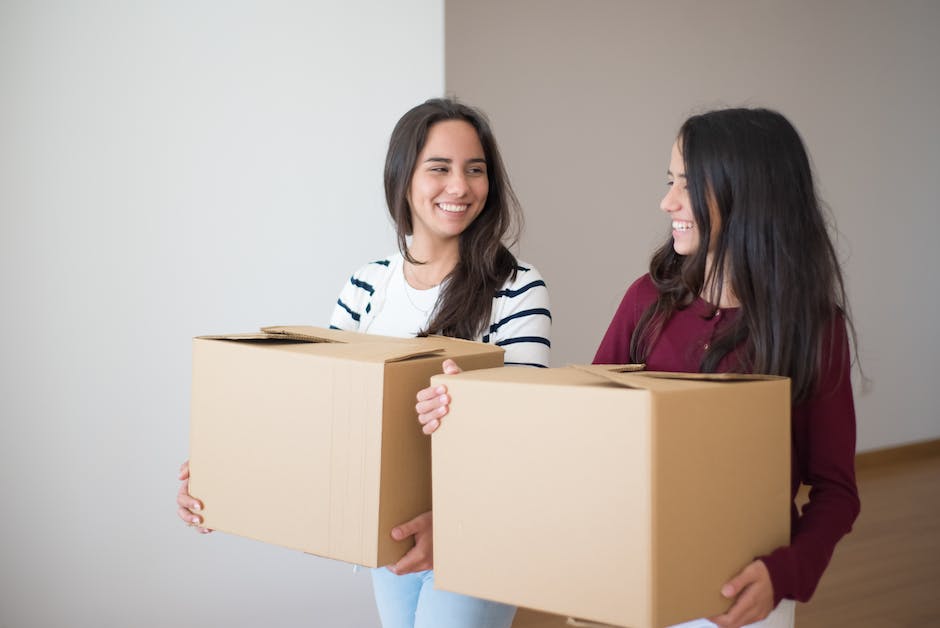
[431,365,790,628]
[188,325,503,567]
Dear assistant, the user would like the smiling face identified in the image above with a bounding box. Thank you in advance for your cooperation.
[660,141,720,257]
[660,141,698,255]
[407,119,488,246]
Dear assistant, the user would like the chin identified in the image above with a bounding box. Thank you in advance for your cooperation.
[671,235,699,257]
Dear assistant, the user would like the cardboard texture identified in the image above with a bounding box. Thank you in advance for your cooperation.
[188,325,503,568]
[431,365,790,628]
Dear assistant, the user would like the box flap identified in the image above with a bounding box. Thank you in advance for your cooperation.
[262,325,445,362]
[370,344,446,363]
[570,363,646,375]
[639,371,786,382]
[198,327,342,343]
[570,364,785,390]
[198,333,276,341]
[566,364,646,388]
[199,326,447,362]
[260,325,350,343]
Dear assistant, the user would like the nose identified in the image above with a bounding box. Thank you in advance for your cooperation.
[660,185,679,213]
[446,172,469,197]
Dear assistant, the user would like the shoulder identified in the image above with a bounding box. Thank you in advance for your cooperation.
[340,252,399,297]
[331,253,402,330]
[332,252,399,324]
[347,252,399,284]
[610,274,657,319]
[497,260,549,297]
[487,260,552,367]
[626,273,657,305]
[593,274,655,365]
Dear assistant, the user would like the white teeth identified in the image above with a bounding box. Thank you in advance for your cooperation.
[438,203,468,213]
[672,220,694,232]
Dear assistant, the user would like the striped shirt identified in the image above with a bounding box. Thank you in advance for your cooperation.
[329,252,551,368]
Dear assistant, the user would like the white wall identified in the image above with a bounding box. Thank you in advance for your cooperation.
[445,0,940,453]
[0,2,442,626]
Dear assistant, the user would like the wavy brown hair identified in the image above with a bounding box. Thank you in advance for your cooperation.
[384,98,522,340]
[631,108,854,403]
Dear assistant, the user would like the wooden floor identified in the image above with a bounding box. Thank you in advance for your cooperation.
[512,443,940,628]
[795,446,940,628]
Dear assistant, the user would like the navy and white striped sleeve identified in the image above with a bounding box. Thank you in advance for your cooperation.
[329,273,363,331]
[486,263,552,368]
[329,261,382,331]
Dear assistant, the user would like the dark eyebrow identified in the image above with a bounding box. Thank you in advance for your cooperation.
[423,157,487,165]
[666,169,687,178]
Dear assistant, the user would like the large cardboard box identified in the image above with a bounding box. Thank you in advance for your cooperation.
[431,365,790,628]
[188,325,503,567]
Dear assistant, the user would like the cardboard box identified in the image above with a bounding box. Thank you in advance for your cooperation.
[431,365,790,628]
[188,325,503,567]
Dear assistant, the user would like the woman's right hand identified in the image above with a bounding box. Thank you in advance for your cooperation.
[177,460,212,534]
[415,359,462,434]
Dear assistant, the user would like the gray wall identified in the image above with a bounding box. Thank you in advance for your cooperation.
[0,2,442,626]
[445,0,940,453]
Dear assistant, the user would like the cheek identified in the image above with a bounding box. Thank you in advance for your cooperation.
[408,176,432,207]
[474,178,490,204]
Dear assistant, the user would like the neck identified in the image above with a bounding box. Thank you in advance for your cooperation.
[405,237,460,289]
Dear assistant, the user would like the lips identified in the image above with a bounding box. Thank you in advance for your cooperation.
[672,219,694,232]
[438,202,469,213]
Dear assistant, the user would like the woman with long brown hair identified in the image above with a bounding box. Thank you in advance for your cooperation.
[421,107,858,628]
[593,108,859,628]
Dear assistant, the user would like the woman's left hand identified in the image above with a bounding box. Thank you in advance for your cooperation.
[415,359,463,434]
[386,510,433,575]
[707,559,774,628]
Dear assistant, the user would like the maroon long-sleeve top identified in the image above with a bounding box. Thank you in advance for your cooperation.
[594,274,860,606]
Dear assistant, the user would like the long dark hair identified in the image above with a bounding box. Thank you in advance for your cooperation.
[384,97,522,340]
[631,108,853,403]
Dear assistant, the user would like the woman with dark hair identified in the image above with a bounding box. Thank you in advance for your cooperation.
[420,108,858,628]
[329,97,550,627]
[593,108,859,628]
[177,98,551,628]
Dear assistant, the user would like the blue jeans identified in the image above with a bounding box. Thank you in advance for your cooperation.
[371,567,517,628]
